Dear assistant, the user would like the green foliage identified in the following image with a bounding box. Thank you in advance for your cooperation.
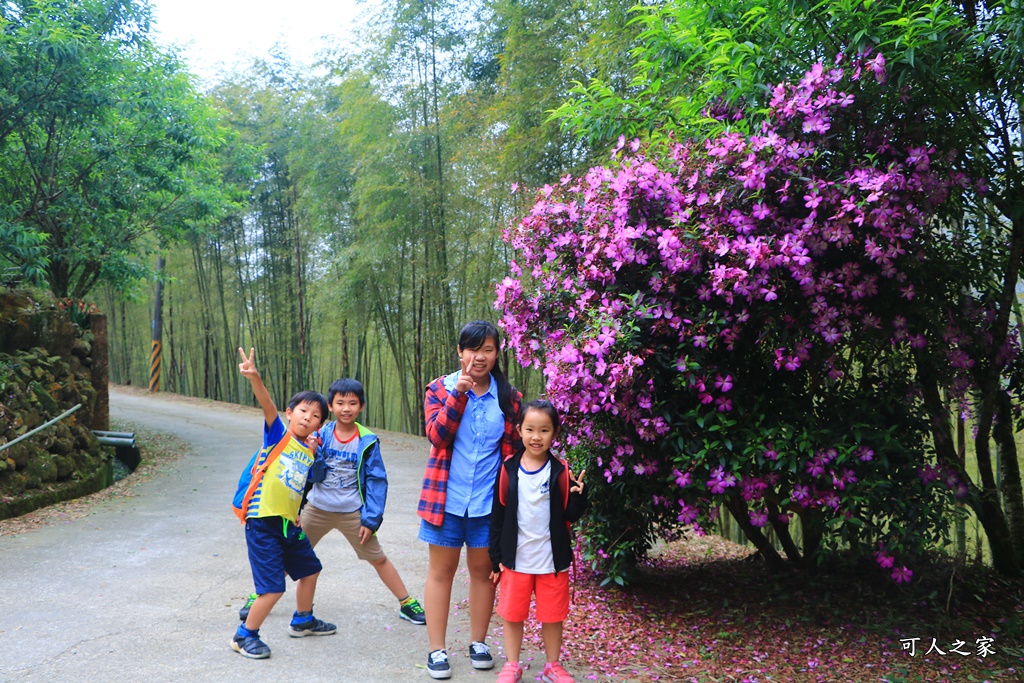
[0,0,233,299]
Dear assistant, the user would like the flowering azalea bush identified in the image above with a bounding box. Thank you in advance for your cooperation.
[497,59,978,584]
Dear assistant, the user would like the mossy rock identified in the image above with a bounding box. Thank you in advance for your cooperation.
[0,457,113,520]
[0,470,28,495]
[29,380,59,414]
[53,454,74,479]
[20,407,41,430]
[5,442,31,469]
[71,337,91,358]
[26,453,57,483]
[72,425,98,450]
[49,424,74,455]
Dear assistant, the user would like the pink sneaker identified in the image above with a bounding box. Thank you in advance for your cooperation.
[542,661,576,683]
[497,661,523,683]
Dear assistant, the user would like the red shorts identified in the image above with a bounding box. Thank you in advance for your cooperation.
[496,568,570,623]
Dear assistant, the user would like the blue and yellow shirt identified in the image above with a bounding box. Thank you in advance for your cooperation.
[232,416,315,524]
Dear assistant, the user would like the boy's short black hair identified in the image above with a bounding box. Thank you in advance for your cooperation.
[328,378,366,406]
[288,390,328,423]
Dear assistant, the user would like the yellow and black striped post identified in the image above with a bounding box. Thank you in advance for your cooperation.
[149,340,162,392]
[149,255,165,393]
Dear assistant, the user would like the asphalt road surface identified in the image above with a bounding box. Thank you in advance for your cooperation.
[0,387,539,683]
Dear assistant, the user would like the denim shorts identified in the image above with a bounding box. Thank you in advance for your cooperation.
[418,512,490,549]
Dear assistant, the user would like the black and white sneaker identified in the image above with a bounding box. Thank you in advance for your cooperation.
[469,641,494,670]
[427,649,452,679]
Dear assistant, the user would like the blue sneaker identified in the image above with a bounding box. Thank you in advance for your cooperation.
[469,641,494,669]
[231,625,270,659]
[427,649,451,679]
[288,610,337,637]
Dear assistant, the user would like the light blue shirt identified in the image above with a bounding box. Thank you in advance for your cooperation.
[444,369,505,518]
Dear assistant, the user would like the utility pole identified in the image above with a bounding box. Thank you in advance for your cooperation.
[149,255,164,393]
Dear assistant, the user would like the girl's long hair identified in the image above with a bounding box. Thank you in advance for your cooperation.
[458,319,516,419]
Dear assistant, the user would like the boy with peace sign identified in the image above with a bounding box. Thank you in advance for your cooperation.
[230,348,337,659]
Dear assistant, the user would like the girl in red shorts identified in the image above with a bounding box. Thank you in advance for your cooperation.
[488,400,588,683]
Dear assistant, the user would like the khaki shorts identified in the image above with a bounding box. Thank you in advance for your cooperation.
[299,505,387,563]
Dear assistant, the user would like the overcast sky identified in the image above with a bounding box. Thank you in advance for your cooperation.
[148,0,365,83]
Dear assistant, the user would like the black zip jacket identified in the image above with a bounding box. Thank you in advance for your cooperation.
[489,452,588,574]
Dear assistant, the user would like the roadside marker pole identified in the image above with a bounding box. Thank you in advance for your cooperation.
[149,254,164,393]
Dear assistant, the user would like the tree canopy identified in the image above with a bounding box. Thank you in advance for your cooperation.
[0,0,232,298]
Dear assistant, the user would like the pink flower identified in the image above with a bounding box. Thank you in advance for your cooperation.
[891,565,913,583]
[869,52,887,82]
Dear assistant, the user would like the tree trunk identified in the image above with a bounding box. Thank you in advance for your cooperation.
[994,390,1024,570]
[917,352,1019,575]
[723,496,787,571]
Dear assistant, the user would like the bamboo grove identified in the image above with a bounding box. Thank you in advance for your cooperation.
[94,0,640,432]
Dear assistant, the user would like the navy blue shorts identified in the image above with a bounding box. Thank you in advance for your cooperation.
[245,516,322,594]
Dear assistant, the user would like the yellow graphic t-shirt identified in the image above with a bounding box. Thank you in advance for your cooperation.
[242,417,315,523]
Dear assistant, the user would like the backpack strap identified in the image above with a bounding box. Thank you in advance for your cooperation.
[499,456,571,511]
[233,434,294,523]
[499,460,509,507]
[558,458,570,511]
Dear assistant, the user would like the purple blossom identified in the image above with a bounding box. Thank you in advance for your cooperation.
[498,55,971,575]
[891,565,913,583]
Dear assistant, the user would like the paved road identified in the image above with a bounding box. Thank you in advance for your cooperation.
[0,387,513,683]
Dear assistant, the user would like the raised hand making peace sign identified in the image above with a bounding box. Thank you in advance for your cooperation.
[237,347,260,380]
[568,468,586,494]
[454,356,476,394]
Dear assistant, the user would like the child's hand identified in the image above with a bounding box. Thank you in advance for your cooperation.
[358,526,373,544]
[238,347,260,381]
[489,564,505,585]
[454,357,476,394]
[569,468,586,494]
[304,433,320,452]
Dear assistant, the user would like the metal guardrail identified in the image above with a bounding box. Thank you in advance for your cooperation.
[0,403,82,453]
[93,430,140,470]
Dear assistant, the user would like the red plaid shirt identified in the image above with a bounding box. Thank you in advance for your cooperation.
[418,374,522,526]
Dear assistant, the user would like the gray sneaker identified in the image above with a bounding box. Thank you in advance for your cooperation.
[469,641,493,670]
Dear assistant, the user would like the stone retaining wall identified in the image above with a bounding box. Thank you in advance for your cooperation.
[0,288,111,519]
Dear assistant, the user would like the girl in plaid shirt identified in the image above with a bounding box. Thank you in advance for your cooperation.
[418,320,522,679]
